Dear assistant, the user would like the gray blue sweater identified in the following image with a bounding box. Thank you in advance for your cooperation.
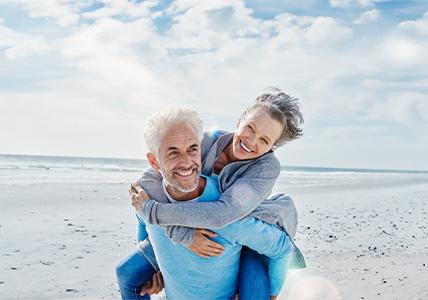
[139,131,299,248]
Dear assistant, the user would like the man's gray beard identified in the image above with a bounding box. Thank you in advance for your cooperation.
[159,168,200,194]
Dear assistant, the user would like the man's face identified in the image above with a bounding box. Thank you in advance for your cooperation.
[155,122,202,194]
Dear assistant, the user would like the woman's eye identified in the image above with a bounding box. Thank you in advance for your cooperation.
[261,139,268,145]
[247,125,254,132]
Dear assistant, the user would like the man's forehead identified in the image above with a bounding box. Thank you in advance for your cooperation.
[159,122,200,149]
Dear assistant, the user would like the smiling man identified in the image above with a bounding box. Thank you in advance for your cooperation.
[120,107,294,300]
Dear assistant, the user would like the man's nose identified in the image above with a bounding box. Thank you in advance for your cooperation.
[179,153,193,168]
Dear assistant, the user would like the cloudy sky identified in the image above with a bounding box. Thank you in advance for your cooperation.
[1,0,427,171]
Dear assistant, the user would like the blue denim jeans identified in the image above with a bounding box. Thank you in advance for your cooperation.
[116,248,156,300]
[239,246,270,299]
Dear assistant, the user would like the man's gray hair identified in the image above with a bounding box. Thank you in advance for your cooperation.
[240,87,304,149]
[144,107,204,158]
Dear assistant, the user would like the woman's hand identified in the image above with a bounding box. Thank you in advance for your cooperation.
[187,228,225,258]
[140,270,164,296]
[128,183,150,213]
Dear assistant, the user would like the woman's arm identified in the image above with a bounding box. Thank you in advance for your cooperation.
[141,156,281,229]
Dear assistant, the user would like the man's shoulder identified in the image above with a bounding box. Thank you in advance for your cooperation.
[198,175,220,203]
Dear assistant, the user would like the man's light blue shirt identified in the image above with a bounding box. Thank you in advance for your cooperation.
[138,175,292,299]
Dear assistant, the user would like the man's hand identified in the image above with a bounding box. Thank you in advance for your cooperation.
[140,270,164,296]
[187,228,225,258]
[128,183,150,213]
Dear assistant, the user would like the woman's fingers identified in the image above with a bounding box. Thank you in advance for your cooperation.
[146,270,164,295]
[199,229,218,238]
[188,229,225,258]
[128,184,135,195]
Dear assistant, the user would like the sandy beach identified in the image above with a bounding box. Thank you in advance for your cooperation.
[1,176,427,299]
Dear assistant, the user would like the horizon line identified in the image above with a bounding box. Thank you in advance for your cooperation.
[1,153,428,174]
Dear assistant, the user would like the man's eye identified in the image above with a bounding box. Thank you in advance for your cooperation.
[261,138,268,145]
[189,148,198,152]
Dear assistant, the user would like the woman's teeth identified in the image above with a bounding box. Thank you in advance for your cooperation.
[241,141,252,152]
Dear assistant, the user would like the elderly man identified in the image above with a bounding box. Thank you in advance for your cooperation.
[118,107,293,300]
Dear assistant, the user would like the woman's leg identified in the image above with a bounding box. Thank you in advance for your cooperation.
[116,248,156,300]
[238,246,270,300]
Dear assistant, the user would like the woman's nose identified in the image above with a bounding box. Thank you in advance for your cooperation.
[246,133,256,146]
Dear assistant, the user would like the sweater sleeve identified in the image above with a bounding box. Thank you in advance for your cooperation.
[141,157,281,229]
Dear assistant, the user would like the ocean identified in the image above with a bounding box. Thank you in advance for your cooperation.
[1,154,427,189]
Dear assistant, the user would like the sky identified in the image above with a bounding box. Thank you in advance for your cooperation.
[1,0,428,171]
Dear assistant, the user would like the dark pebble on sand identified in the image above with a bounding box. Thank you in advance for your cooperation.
[66,289,78,293]
[0,281,4,284]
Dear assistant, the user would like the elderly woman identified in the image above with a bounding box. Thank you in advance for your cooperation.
[117,87,305,300]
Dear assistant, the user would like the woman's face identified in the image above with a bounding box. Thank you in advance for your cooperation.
[232,109,284,160]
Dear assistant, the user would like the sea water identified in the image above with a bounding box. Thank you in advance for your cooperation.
[1,154,427,189]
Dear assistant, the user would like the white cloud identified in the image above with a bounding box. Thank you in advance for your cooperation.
[1,0,428,169]
[0,23,50,59]
[0,0,86,26]
[353,9,380,24]
[57,13,80,27]
[329,0,373,8]
[379,37,424,67]
[82,0,156,20]
[165,0,266,49]
[365,92,427,124]
[399,11,428,36]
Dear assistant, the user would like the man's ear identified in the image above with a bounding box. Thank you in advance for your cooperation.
[146,153,160,171]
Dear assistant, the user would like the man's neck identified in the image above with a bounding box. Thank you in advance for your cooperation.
[165,176,207,201]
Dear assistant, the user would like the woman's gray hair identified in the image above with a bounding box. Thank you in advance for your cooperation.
[144,107,204,158]
[240,87,304,149]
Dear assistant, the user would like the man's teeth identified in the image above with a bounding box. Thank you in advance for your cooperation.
[241,141,252,152]
[177,170,193,176]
